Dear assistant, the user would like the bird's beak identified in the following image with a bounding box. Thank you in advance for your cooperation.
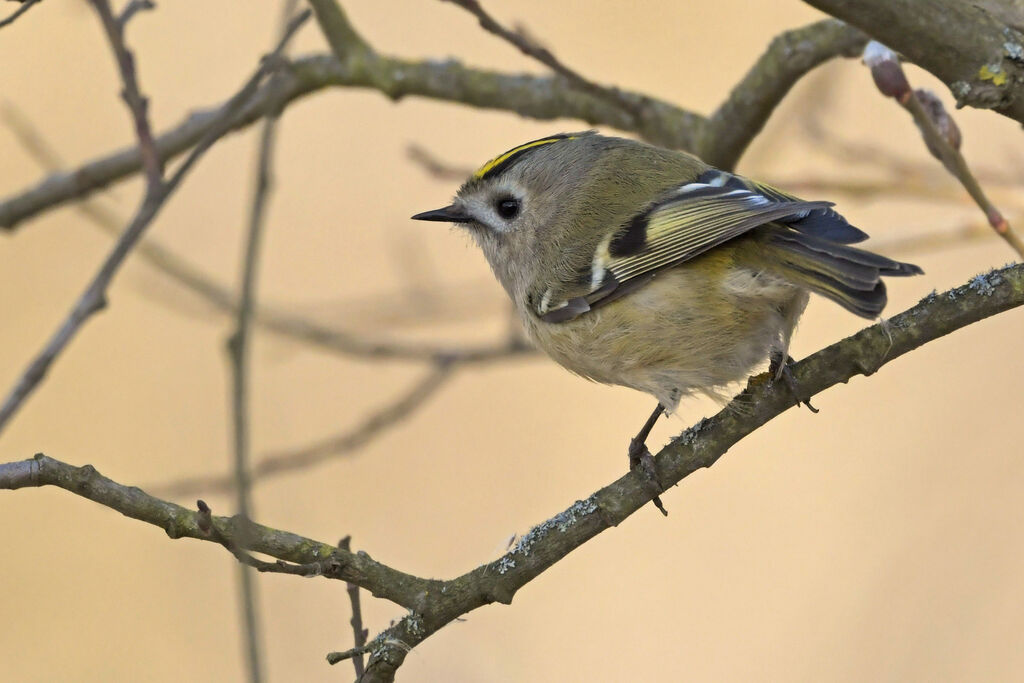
[410,204,472,223]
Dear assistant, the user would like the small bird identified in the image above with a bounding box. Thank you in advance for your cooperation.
[413,132,921,510]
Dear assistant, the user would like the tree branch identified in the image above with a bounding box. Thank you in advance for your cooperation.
[700,18,867,169]
[90,0,162,188]
[150,362,455,498]
[0,454,439,610]
[438,0,644,119]
[1,13,865,232]
[862,41,1024,258]
[0,0,42,30]
[338,536,369,679]
[805,0,1024,125]
[4,264,1022,682]
[0,9,312,436]
[224,4,300,678]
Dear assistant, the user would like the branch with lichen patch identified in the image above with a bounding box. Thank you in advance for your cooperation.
[805,0,1024,125]
[4,264,1022,683]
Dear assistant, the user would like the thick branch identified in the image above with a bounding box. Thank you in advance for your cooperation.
[805,0,1024,124]
[4,265,1022,682]
[353,263,1024,681]
[0,54,700,232]
[0,14,868,231]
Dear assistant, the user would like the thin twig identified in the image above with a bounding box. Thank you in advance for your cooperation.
[863,41,1024,258]
[0,0,43,30]
[150,363,456,498]
[326,642,378,667]
[90,0,162,188]
[406,143,473,181]
[2,101,528,363]
[903,91,1024,257]
[0,455,442,610]
[439,0,644,121]
[226,4,301,680]
[339,536,369,679]
[0,9,313,437]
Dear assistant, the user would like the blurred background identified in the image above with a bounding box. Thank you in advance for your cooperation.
[1,1,1022,681]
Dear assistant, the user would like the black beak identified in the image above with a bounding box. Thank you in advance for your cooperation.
[410,204,472,223]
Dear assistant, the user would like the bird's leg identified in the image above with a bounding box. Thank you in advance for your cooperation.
[627,403,669,516]
[768,352,819,414]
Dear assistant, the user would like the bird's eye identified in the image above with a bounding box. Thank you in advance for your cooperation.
[495,196,520,220]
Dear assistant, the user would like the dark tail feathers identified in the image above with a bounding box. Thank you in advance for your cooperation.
[768,230,923,318]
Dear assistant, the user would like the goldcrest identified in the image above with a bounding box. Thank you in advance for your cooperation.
[413,132,922,414]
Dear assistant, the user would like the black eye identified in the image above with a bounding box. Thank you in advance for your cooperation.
[495,196,520,220]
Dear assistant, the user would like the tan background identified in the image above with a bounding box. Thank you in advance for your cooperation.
[1,1,1023,681]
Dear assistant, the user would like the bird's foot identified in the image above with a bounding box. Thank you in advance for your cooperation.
[769,353,819,413]
[627,437,668,517]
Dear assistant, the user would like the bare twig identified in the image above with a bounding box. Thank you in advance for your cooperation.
[438,0,644,120]
[0,9,313,436]
[0,454,440,609]
[326,641,378,667]
[406,143,473,181]
[863,41,1024,258]
[226,4,302,679]
[90,0,162,188]
[150,362,456,498]
[3,102,529,363]
[226,61,277,683]
[117,0,154,26]
[6,263,1017,682]
[0,0,42,30]
[339,536,369,679]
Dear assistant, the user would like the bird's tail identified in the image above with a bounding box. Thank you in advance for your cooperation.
[764,230,923,318]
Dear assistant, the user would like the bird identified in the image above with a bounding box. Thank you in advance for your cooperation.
[412,131,922,512]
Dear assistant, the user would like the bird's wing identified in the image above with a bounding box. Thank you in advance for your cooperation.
[533,169,867,323]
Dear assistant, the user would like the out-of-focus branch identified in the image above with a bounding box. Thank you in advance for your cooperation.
[805,0,1024,125]
[224,4,302,678]
[406,143,473,181]
[875,220,995,257]
[90,0,162,188]
[863,41,1024,259]
[700,19,867,170]
[0,10,313,436]
[0,0,42,30]
[151,362,455,498]
[5,265,1020,683]
[0,13,867,231]
[2,100,528,362]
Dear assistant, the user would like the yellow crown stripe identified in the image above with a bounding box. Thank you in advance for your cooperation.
[473,136,577,179]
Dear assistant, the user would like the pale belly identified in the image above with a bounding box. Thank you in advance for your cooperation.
[522,267,808,410]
